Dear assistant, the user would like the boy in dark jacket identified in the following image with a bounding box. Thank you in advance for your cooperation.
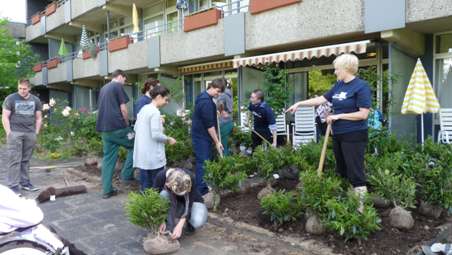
[191,79,225,197]
[248,89,277,150]
[153,168,207,240]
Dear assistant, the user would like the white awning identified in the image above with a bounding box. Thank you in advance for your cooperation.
[233,40,371,68]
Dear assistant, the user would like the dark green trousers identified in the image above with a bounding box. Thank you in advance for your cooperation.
[101,127,134,194]
[220,120,233,156]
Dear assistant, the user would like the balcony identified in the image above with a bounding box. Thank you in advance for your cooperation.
[46,1,68,32]
[72,0,105,19]
[30,69,44,86]
[25,18,44,41]
[47,57,73,84]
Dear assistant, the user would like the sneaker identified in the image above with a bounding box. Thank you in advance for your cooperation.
[102,188,118,199]
[22,183,40,192]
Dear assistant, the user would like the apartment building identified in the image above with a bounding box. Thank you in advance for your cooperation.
[25,0,452,141]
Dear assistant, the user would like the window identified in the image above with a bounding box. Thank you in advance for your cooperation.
[436,33,452,54]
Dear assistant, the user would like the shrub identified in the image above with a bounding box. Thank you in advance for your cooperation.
[324,191,381,241]
[367,128,404,155]
[205,156,247,192]
[231,127,252,149]
[417,165,452,208]
[368,168,417,209]
[260,191,302,225]
[253,146,292,181]
[164,115,192,166]
[126,189,169,232]
[299,170,344,216]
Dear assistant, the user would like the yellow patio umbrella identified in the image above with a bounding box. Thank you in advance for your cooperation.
[132,3,140,33]
[401,58,440,144]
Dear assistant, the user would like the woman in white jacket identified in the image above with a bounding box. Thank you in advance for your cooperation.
[133,86,176,191]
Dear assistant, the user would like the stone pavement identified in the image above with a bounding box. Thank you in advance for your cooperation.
[0,148,335,255]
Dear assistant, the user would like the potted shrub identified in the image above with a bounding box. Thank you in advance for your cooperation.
[32,63,44,72]
[126,189,180,254]
[205,156,247,210]
[183,7,222,32]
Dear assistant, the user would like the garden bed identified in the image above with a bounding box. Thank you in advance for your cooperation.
[219,183,446,255]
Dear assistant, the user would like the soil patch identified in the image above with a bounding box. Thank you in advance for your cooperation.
[219,185,445,255]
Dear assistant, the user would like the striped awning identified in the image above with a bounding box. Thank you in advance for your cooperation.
[179,60,234,75]
[233,40,370,68]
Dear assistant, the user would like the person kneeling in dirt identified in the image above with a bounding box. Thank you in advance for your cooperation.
[153,168,208,240]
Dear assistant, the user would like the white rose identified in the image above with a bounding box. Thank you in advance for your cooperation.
[64,106,72,112]
[70,131,75,136]
[49,98,56,107]
[62,109,70,117]
[42,104,50,111]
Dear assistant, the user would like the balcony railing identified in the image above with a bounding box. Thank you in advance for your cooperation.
[215,0,249,16]
[27,0,69,25]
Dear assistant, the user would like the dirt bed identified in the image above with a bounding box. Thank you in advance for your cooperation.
[219,184,446,255]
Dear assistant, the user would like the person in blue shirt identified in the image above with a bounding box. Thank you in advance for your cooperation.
[287,53,371,213]
[133,78,160,119]
[248,89,277,150]
[191,78,225,197]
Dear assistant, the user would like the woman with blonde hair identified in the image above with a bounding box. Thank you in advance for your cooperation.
[287,53,371,212]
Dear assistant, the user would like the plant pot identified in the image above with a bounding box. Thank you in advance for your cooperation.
[32,63,44,72]
[108,36,130,52]
[249,0,301,15]
[31,14,41,25]
[82,46,100,60]
[45,2,57,16]
[47,58,60,69]
[183,8,222,32]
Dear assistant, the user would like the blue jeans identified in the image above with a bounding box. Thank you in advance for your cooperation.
[160,190,208,230]
[192,138,212,196]
[139,167,163,192]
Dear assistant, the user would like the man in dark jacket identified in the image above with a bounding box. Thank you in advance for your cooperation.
[96,69,135,199]
[248,89,277,150]
[191,79,225,196]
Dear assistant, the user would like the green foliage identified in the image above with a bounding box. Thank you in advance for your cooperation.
[368,168,417,208]
[263,65,288,115]
[205,155,248,192]
[0,19,39,98]
[231,127,252,148]
[260,191,302,225]
[253,146,291,180]
[308,68,336,96]
[324,191,381,241]
[126,189,169,232]
[358,66,394,115]
[299,170,344,216]
[367,128,404,155]
[164,115,192,166]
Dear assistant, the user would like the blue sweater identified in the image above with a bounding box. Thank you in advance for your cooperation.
[191,91,217,141]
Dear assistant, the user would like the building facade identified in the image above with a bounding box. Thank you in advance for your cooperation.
[25,0,452,141]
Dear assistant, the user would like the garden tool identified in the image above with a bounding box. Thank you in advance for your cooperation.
[317,123,331,177]
[216,111,224,158]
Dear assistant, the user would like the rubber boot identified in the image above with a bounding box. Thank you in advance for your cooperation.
[354,186,368,213]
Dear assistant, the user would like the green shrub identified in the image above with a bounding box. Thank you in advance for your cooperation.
[253,146,292,180]
[231,127,252,148]
[205,156,247,192]
[367,128,404,155]
[126,189,169,232]
[299,170,344,216]
[324,191,381,241]
[368,168,416,209]
[417,165,452,208]
[165,115,192,166]
[260,191,302,225]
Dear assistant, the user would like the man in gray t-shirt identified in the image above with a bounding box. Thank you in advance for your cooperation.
[2,79,43,194]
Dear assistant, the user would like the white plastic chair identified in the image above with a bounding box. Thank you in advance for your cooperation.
[240,111,250,132]
[438,108,452,144]
[292,106,317,148]
[275,112,287,137]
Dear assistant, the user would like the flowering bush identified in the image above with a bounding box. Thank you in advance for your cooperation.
[37,98,101,159]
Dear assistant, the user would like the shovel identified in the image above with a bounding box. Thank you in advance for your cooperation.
[216,111,224,158]
[317,123,332,177]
